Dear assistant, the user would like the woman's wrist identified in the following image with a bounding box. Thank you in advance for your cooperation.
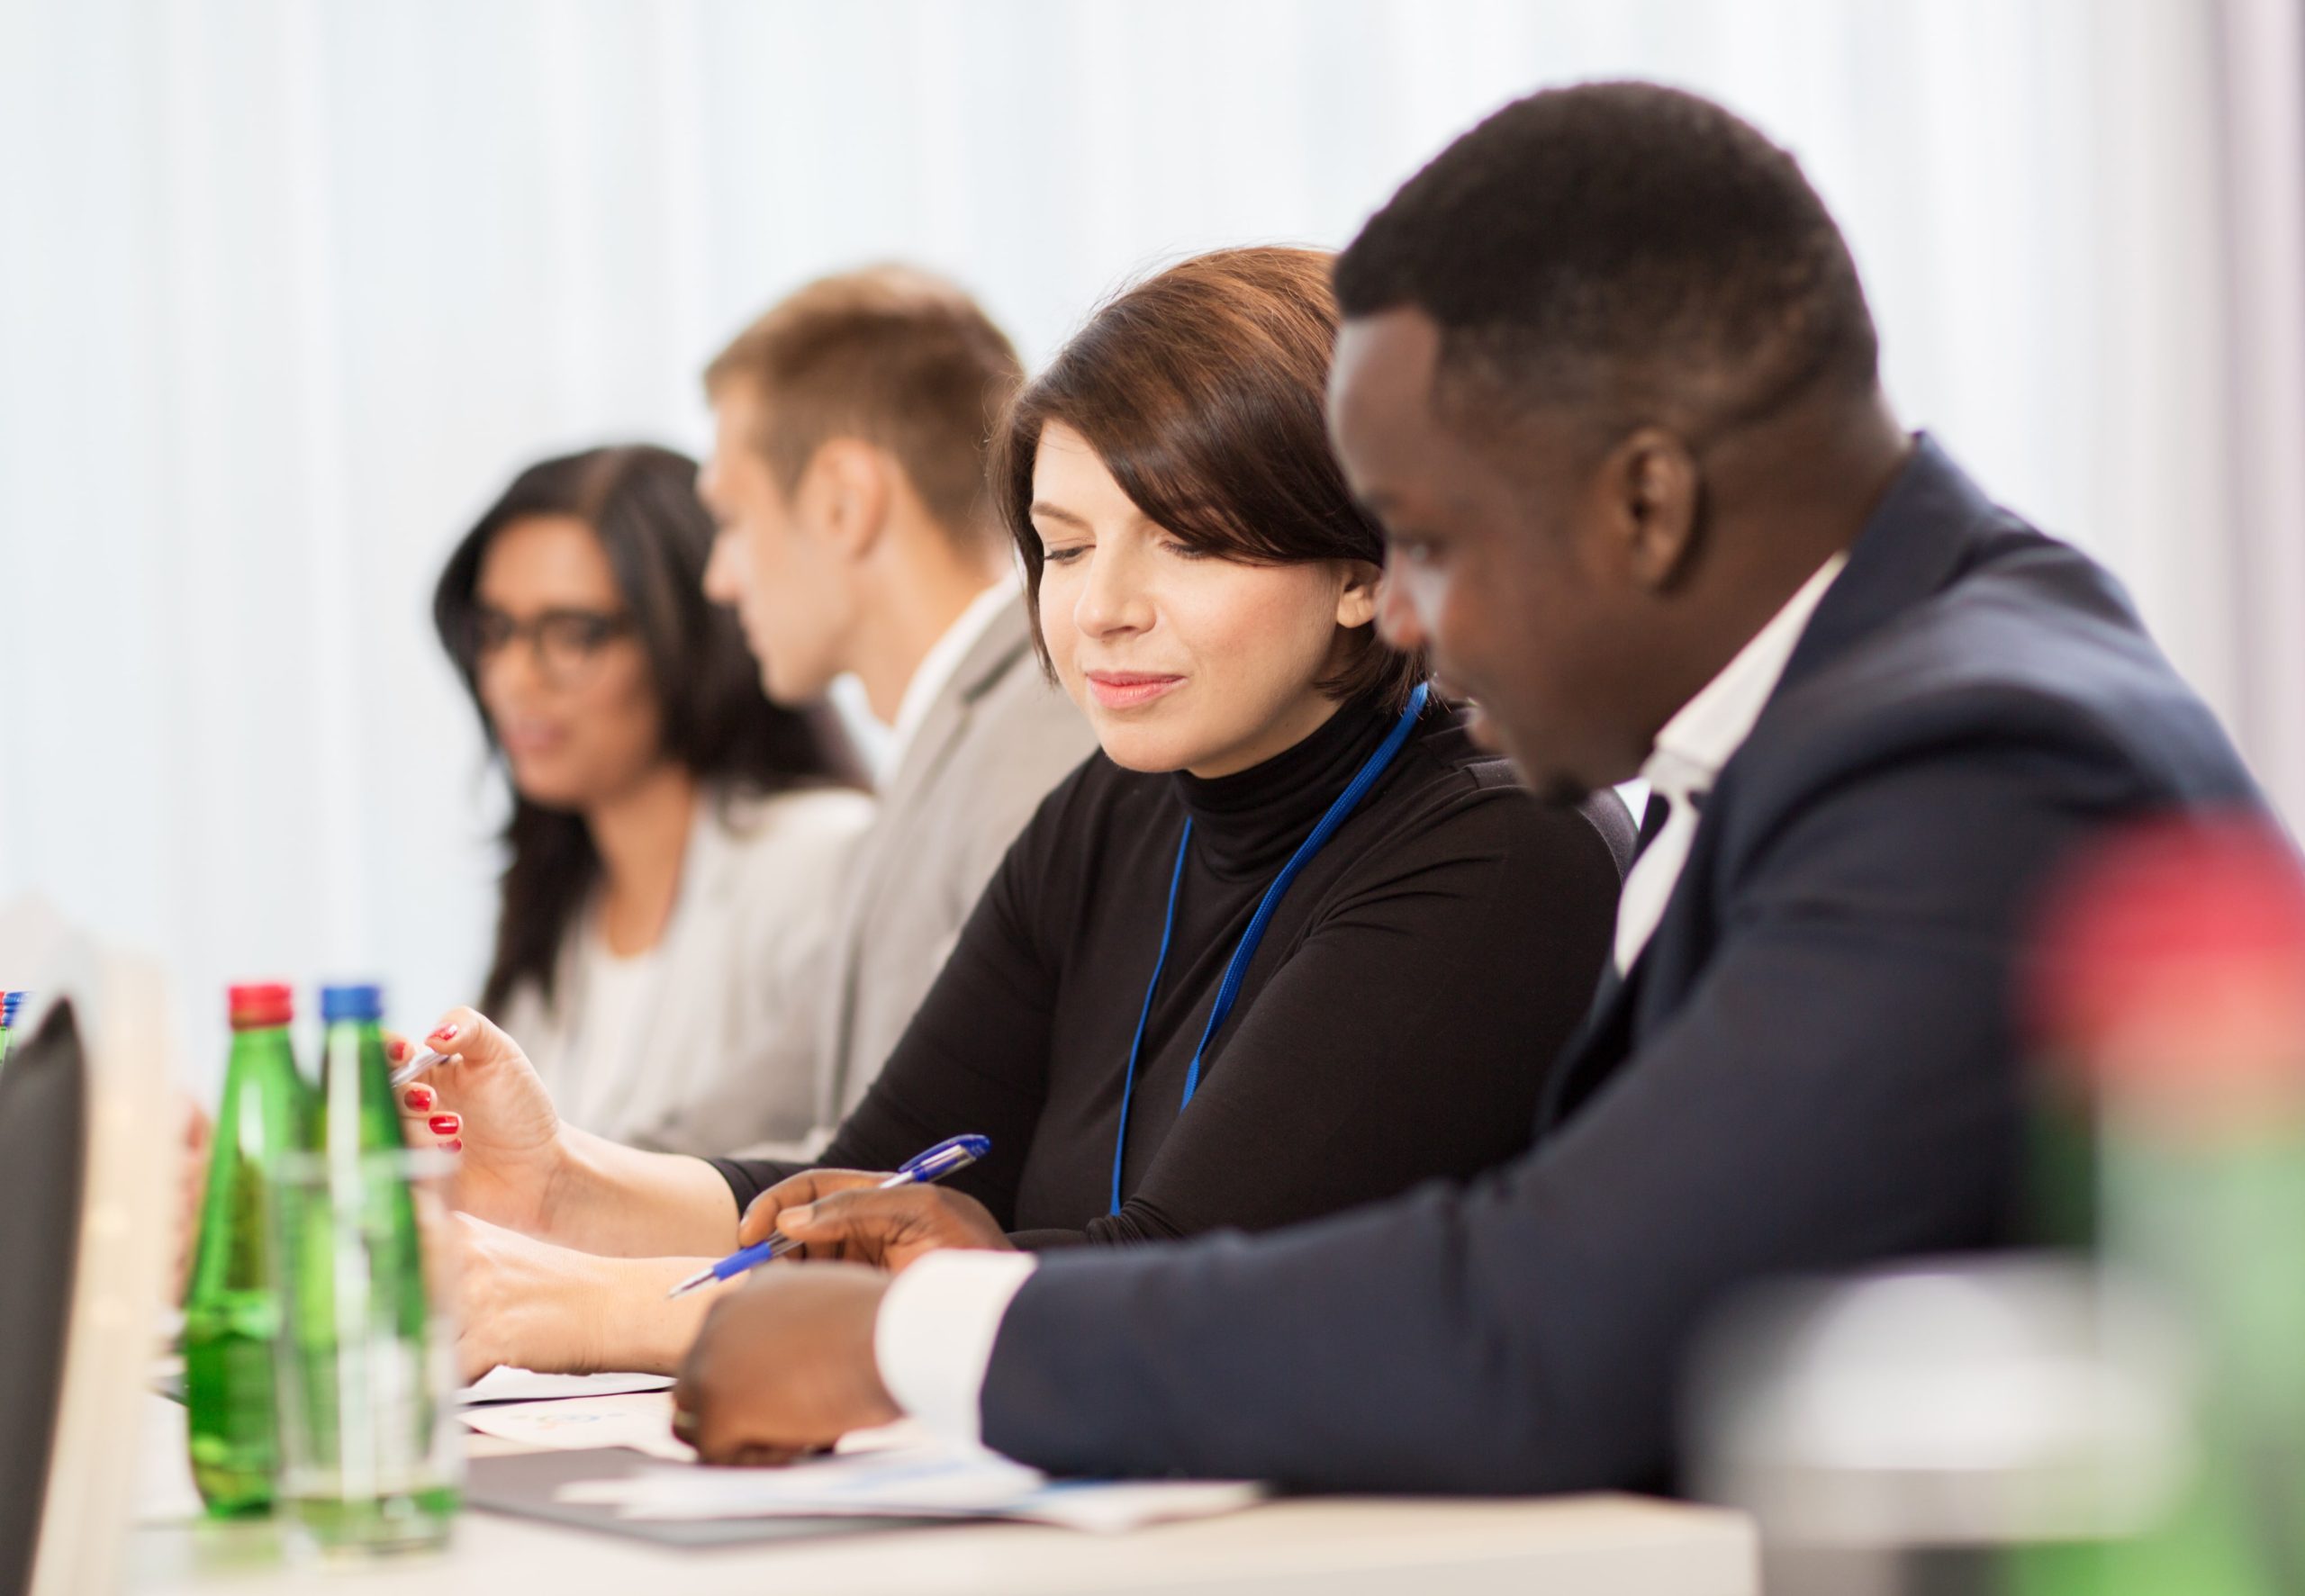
[535,1124,610,1243]
[546,1127,743,1258]
[598,1256,719,1375]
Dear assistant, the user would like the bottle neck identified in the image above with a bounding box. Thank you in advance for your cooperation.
[222,1022,301,1097]
[320,1017,396,1157]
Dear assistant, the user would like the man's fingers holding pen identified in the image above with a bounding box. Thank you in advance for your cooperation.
[773,1185,1014,1274]
[736,1169,890,1250]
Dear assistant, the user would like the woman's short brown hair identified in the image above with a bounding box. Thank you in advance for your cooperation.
[990,246,1426,711]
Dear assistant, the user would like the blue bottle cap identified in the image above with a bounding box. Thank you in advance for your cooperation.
[319,983,384,1023]
[1,991,20,1025]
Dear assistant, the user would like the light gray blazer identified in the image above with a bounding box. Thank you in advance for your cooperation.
[800,598,1096,1148]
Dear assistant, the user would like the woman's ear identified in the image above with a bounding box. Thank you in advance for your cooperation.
[1334,560,1383,629]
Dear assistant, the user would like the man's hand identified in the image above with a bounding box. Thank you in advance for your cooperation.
[737,1174,1016,1273]
[731,1168,888,1252]
[671,1265,900,1465]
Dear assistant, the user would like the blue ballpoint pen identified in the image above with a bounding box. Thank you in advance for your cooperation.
[664,1132,991,1298]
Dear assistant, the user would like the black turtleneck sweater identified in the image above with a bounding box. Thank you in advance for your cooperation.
[713,695,1632,1249]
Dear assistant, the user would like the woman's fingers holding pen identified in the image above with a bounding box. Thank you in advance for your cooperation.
[399,1005,568,1235]
[773,1186,1015,1275]
[390,1033,463,1151]
[735,1169,890,1254]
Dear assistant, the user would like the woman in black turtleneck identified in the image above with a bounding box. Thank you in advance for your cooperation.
[405,247,1629,1376]
[712,675,1624,1249]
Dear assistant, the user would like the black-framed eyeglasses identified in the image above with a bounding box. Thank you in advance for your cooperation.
[462,606,636,686]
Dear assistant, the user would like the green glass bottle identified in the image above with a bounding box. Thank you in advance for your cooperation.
[183,982,310,1516]
[276,981,456,1555]
[2011,818,2305,1595]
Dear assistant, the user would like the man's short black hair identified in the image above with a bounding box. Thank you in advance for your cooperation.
[1335,81,1879,446]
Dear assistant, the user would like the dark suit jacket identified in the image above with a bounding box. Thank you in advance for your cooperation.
[973,437,2269,1493]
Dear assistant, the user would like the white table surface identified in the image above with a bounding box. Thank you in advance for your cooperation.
[126,1396,1758,1595]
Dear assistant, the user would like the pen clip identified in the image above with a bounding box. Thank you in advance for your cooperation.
[896,1132,991,1181]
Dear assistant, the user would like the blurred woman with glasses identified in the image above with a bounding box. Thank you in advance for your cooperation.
[431,445,871,1154]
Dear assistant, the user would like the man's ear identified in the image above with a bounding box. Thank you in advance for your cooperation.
[1334,560,1383,629]
[801,437,894,561]
[1602,427,1704,591]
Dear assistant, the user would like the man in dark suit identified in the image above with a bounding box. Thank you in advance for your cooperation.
[667,82,2269,1492]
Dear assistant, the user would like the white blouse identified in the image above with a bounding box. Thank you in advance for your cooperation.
[558,934,661,1132]
[495,782,874,1155]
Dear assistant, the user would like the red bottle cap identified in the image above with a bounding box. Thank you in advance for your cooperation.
[227,982,294,1030]
[2029,814,2305,1117]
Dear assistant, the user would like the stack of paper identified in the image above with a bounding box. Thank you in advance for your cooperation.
[557,1440,1264,1534]
[460,1366,673,1406]
[450,1375,1264,1534]
[459,1388,696,1463]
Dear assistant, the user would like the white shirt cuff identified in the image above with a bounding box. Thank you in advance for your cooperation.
[873,1250,1040,1448]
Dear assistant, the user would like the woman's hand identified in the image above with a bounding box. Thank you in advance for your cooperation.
[448,1213,716,1383]
[739,1172,1016,1273]
[391,1006,565,1237]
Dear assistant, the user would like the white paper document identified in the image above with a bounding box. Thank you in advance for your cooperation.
[831,1416,940,1454]
[459,1366,675,1406]
[458,1390,697,1463]
[556,1437,1264,1534]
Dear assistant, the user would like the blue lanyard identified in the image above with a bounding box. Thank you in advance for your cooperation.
[1108,681,1430,1214]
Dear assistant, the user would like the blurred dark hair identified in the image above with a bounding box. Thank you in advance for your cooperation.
[433,444,864,1013]
[990,246,1424,713]
[1335,81,1879,452]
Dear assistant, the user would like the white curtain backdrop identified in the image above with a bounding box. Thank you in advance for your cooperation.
[2,0,2298,1081]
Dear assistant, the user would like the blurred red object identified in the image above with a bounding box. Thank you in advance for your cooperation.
[2029,813,2305,1126]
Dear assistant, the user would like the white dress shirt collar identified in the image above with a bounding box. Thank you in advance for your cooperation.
[880,577,1022,784]
[1643,552,1848,803]
[1614,552,1848,971]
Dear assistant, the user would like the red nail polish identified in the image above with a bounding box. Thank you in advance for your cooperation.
[429,1114,460,1137]
[428,1023,460,1044]
[403,1085,436,1111]
[446,1139,464,1153]
[388,1038,409,1061]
